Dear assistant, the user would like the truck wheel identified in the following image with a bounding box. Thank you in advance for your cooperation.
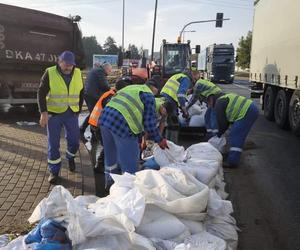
[289,91,300,136]
[274,89,290,129]
[263,86,276,121]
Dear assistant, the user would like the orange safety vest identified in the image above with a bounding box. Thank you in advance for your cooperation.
[89,89,116,127]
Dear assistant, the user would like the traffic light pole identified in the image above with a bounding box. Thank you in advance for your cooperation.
[179,18,230,42]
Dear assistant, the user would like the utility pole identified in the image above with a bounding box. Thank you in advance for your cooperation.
[151,0,158,62]
[122,0,125,53]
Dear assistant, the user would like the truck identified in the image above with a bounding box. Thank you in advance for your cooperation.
[198,44,235,84]
[250,0,300,135]
[0,3,85,111]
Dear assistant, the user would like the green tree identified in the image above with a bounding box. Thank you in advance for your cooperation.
[82,36,103,68]
[103,36,119,55]
[236,31,252,69]
[128,44,141,59]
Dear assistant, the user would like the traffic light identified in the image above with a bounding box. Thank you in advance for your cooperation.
[216,13,223,28]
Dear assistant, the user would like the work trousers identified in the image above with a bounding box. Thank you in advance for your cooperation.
[101,126,140,187]
[47,109,80,174]
[227,103,259,165]
[204,107,219,139]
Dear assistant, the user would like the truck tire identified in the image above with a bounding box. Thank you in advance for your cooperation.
[263,86,276,121]
[274,89,290,129]
[289,91,300,136]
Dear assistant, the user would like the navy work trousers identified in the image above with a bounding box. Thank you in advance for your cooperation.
[101,126,139,187]
[47,109,80,174]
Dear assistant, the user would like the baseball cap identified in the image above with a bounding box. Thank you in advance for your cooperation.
[59,51,76,65]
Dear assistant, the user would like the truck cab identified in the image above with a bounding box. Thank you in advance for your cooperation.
[200,44,235,84]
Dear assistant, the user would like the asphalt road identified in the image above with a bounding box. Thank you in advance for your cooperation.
[217,79,300,250]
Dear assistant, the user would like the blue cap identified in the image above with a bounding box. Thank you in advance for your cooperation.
[59,51,75,65]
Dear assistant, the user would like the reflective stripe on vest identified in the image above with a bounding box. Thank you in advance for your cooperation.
[89,89,116,127]
[161,73,187,104]
[107,84,153,134]
[46,66,83,113]
[195,79,222,98]
[220,93,252,122]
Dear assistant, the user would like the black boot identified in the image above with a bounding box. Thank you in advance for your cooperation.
[68,158,76,172]
[48,172,59,184]
[94,150,105,173]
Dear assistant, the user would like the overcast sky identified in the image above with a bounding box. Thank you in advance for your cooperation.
[1,0,254,52]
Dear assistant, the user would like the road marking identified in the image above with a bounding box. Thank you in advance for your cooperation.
[233,83,250,90]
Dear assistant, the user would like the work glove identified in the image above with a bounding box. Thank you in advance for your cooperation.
[158,138,169,150]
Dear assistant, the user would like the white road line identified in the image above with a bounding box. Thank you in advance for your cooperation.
[233,83,250,90]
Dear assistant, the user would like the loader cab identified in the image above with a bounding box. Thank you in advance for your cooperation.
[160,40,191,80]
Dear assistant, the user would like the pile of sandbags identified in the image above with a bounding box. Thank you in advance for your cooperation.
[2,141,238,250]
[178,98,207,127]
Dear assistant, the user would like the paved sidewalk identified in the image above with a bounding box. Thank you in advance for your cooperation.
[0,122,95,234]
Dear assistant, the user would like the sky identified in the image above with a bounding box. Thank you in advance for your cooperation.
[0,0,254,52]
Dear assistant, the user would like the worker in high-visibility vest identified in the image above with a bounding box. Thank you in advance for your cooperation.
[99,77,168,189]
[186,78,223,139]
[88,77,132,173]
[160,69,200,143]
[213,93,259,168]
[37,51,84,183]
[160,69,200,119]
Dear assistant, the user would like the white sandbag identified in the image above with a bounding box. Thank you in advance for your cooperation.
[89,187,145,227]
[136,205,187,240]
[76,232,155,250]
[208,136,227,154]
[207,190,233,218]
[174,231,226,250]
[75,234,133,250]
[153,141,186,167]
[205,190,238,250]
[205,216,238,250]
[28,186,138,246]
[186,142,223,163]
[179,219,204,234]
[28,185,74,224]
[186,159,220,185]
[134,169,209,216]
[189,114,205,127]
[109,172,136,198]
[188,102,207,116]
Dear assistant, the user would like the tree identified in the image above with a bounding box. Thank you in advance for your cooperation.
[82,36,103,68]
[127,44,141,59]
[236,31,252,69]
[103,36,119,55]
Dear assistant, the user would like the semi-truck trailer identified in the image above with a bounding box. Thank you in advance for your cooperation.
[0,3,85,111]
[250,0,300,135]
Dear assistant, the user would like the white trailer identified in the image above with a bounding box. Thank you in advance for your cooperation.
[250,0,300,135]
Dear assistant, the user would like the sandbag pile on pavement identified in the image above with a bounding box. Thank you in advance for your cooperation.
[1,141,238,250]
[178,97,207,127]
